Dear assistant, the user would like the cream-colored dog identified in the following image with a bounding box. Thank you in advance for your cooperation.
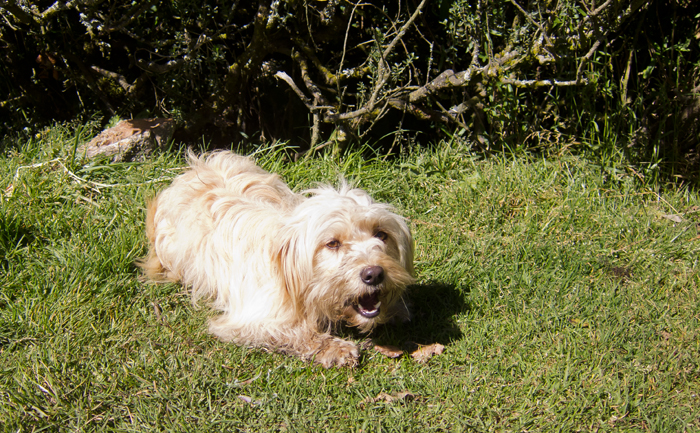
[139,151,414,367]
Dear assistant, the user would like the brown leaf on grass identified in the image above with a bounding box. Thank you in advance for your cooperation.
[658,331,672,343]
[237,395,261,405]
[359,391,418,406]
[410,343,444,363]
[374,344,404,358]
[228,374,260,386]
[359,338,375,351]
[661,214,683,223]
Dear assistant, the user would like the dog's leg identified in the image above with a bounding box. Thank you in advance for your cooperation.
[137,199,180,282]
[209,317,359,367]
[291,332,360,368]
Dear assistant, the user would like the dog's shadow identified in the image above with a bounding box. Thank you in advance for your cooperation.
[345,282,470,350]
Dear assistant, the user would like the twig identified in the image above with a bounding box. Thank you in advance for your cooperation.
[327,0,428,125]
[13,159,63,184]
[408,68,482,104]
[369,0,428,109]
[575,38,602,83]
[90,66,147,94]
[274,71,312,109]
[338,1,372,82]
[10,158,175,196]
[103,0,158,34]
[500,77,584,87]
[508,0,555,48]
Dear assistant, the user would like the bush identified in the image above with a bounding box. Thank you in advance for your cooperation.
[1,0,698,175]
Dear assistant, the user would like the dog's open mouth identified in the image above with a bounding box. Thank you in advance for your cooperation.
[354,291,381,318]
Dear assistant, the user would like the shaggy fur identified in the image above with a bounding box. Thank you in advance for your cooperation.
[138,151,414,367]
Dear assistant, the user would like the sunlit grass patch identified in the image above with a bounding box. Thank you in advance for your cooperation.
[1,127,698,431]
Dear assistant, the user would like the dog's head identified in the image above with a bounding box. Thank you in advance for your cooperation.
[276,183,414,332]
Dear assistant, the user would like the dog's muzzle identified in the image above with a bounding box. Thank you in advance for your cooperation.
[360,265,384,285]
[355,266,384,318]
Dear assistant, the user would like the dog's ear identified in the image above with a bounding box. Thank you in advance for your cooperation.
[393,216,415,276]
[274,227,313,318]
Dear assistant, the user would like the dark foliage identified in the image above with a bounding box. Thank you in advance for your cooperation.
[0,0,698,178]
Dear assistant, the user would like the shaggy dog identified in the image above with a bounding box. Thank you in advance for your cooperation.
[139,151,414,367]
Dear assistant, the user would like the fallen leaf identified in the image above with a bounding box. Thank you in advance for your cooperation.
[237,395,261,405]
[568,318,590,328]
[229,374,260,387]
[662,214,683,223]
[410,343,445,363]
[151,302,162,321]
[659,331,672,341]
[374,344,404,359]
[359,338,374,351]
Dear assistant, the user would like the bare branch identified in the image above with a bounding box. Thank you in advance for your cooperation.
[329,0,428,125]
[408,68,483,104]
[90,66,147,95]
[584,0,614,21]
[292,50,328,107]
[507,0,555,48]
[103,0,157,34]
[274,71,313,109]
[575,38,602,83]
[380,0,428,62]
[337,1,366,82]
[500,77,584,87]
[2,0,36,25]
[91,66,132,90]
[135,57,187,75]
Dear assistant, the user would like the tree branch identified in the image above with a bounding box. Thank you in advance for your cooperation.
[274,71,313,109]
[90,66,147,95]
[326,0,428,125]
[2,0,37,25]
[408,68,482,103]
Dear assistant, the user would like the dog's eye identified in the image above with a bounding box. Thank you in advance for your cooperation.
[326,239,341,250]
[374,231,388,242]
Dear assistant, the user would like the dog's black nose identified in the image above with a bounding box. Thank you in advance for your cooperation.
[360,266,385,286]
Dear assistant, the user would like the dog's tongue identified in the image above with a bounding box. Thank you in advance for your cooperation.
[356,292,381,318]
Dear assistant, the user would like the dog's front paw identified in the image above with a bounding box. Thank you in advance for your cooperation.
[316,338,359,368]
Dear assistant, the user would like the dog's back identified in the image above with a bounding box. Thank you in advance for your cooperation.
[138,151,298,287]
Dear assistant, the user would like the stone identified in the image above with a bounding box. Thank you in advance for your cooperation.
[80,118,175,162]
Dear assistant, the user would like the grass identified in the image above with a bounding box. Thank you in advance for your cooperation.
[1,123,699,432]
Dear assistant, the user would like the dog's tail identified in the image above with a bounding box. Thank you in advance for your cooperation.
[136,198,175,282]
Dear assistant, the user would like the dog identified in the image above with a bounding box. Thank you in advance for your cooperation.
[138,151,414,367]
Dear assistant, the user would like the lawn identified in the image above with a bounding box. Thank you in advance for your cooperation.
[1,123,699,432]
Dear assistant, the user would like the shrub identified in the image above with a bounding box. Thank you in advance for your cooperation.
[1,0,698,175]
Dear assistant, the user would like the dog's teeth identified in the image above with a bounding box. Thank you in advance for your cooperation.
[373,301,381,309]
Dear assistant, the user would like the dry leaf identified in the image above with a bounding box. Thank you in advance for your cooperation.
[410,343,444,363]
[568,318,590,328]
[359,391,418,406]
[151,301,162,321]
[230,374,260,387]
[662,214,683,223]
[374,344,404,359]
[4,184,14,198]
[237,395,261,405]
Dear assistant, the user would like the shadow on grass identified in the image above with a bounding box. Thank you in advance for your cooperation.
[357,282,470,350]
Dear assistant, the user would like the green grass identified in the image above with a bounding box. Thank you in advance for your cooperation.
[1,124,699,432]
